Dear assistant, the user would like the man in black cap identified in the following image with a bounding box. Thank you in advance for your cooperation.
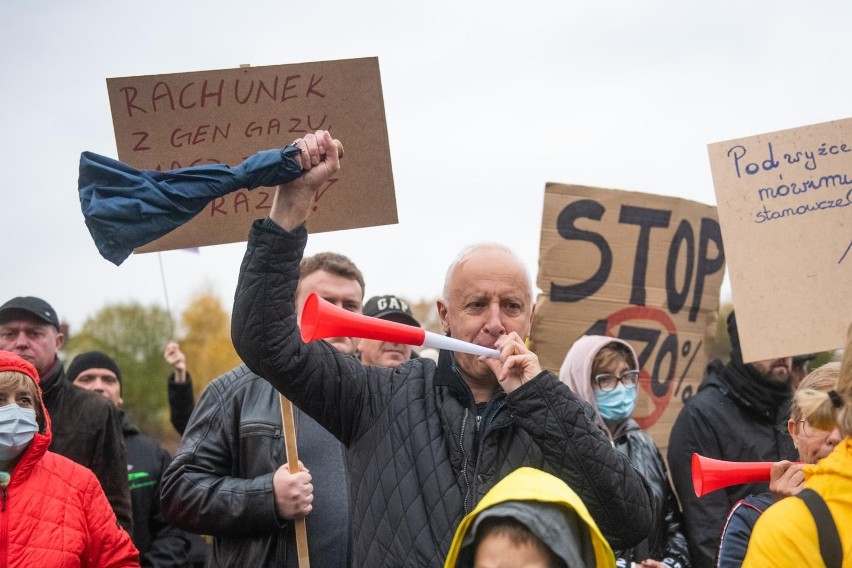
[68,351,190,567]
[0,296,133,533]
[666,310,798,568]
[358,294,421,368]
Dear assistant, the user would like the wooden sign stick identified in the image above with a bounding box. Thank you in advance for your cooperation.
[279,395,310,568]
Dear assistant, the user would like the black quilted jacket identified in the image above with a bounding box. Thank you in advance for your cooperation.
[232,221,653,567]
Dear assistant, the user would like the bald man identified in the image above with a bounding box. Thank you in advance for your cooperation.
[230,131,652,566]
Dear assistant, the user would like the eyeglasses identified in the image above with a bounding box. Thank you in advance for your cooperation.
[594,370,640,392]
[798,420,833,442]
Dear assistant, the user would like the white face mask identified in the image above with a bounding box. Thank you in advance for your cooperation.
[0,404,39,461]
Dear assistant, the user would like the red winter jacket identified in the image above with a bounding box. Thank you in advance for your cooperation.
[0,380,139,566]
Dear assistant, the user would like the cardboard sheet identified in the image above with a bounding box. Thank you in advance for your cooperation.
[530,183,725,451]
[708,118,851,361]
[106,57,396,253]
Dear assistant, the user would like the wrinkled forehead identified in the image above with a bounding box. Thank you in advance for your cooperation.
[298,269,363,296]
[447,249,532,301]
[0,316,57,333]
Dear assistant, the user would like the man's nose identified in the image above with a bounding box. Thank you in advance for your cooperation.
[482,304,506,336]
[12,331,30,348]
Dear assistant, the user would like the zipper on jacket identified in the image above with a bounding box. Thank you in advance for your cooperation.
[1,476,8,568]
[468,395,512,510]
[472,396,505,458]
[458,410,472,514]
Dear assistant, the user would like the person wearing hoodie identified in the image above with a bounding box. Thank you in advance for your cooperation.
[444,467,615,568]
[67,351,190,568]
[560,335,691,568]
[0,350,139,566]
[666,311,797,568]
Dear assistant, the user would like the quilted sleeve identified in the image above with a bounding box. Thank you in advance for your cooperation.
[231,221,377,445]
[659,451,692,568]
[81,471,140,567]
[506,372,653,549]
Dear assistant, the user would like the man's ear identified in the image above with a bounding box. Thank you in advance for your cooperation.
[437,299,450,334]
[55,331,65,351]
[524,302,536,340]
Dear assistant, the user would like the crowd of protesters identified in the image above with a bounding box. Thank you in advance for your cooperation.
[0,130,848,567]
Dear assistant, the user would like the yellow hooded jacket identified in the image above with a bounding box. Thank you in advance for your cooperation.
[444,467,615,567]
[743,438,852,567]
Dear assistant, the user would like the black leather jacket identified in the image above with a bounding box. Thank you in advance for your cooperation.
[160,366,350,568]
[230,221,654,567]
[612,419,691,567]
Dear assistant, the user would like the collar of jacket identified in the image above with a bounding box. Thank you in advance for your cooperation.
[37,359,65,403]
[119,409,139,437]
[703,364,790,423]
[434,347,506,409]
[610,417,640,441]
[435,348,474,405]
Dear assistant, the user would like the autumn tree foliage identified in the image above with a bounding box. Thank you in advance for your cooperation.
[65,303,172,437]
[409,297,443,334]
[178,291,241,394]
[64,290,240,443]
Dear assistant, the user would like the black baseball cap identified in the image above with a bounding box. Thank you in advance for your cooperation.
[363,295,420,327]
[0,297,61,330]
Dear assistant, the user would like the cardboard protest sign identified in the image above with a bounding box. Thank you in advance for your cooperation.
[529,184,725,452]
[708,118,851,362]
[105,57,396,253]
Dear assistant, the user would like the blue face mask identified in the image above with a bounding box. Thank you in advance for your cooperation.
[594,384,637,422]
[0,404,39,461]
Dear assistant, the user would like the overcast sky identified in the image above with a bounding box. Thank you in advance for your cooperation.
[2,0,849,332]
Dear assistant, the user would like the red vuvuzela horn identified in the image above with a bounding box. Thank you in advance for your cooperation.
[691,453,776,497]
[300,293,501,358]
